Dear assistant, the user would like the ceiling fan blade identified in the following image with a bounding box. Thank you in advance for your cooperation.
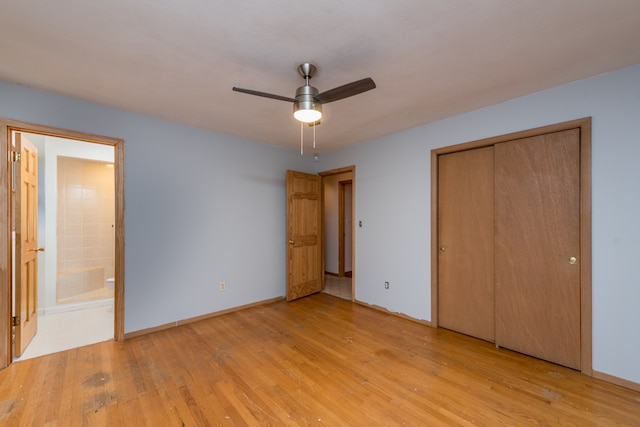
[315,77,376,104]
[232,87,296,103]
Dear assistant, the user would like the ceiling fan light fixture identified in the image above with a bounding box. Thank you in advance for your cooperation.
[293,102,322,123]
[294,82,322,123]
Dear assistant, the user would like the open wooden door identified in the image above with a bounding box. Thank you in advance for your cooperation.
[286,170,322,301]
[14,132,40,357]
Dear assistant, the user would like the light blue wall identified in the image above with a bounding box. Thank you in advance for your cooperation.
[0,81,310,333]
[318,64,640,384]
[2,64,639,384]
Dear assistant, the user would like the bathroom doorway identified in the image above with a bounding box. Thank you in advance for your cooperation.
[0,118,125,367]
[13,132,115,360]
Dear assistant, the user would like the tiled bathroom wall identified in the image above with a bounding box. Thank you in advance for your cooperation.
[56,156,114,302]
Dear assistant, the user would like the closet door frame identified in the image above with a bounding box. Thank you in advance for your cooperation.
[430,117,592,376]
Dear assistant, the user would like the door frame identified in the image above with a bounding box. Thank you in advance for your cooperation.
[319,166,356,301]
[338,179,352,277]
[1,118,125,369]
[430,117,592,375]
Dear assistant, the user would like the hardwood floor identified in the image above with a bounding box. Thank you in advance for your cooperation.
[1,293,639,425]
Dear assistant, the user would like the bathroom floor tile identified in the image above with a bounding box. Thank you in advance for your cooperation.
[14,304,114,361]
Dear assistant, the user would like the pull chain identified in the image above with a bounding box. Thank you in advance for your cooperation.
[299,121,318,155]
[300,121,304,155]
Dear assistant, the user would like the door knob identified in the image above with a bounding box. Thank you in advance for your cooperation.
[439,246,446,254]
[568,256,577,265]
[288,240,294,245]
[29,247,45,252]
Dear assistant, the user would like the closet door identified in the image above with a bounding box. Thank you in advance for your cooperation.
[494,129,581,369]
[438,147,495,342]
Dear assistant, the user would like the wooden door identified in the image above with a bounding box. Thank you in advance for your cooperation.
[495,129,581,369]
[14,133,40,357]
[286,170,322,301]
[438,147,495,342]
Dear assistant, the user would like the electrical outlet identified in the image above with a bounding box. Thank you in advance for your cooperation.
[384,281,389,289]
[220,282,226,291]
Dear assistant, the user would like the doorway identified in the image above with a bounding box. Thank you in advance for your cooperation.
[320,167,355,301]
[1,118,125,369]
[15,132,115,360]
[430,118,592,374]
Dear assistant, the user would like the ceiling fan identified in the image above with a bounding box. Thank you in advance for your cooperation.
[232,62,376,126]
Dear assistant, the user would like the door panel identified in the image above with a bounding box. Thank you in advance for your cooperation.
[438,147,495,342]
[495,129,581,369]
[286,170,322,301]
[15,133,39,357]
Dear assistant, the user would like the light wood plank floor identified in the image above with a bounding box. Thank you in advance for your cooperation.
[1,293,639,426]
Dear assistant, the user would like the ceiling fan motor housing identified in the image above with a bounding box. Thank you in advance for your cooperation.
[293,62,322,121]
[294,84,322,117]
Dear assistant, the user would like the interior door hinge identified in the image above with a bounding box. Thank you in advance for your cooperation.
[12,316,20,327]
[11,151,21,162]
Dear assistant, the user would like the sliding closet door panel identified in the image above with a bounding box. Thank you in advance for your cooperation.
[495,129,581,369]
[438,147,495,342]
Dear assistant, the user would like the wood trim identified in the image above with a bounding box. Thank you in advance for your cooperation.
[350,168,355,301]
[4,120,123,146]
[0,123,10,368]
[318,166,354,177]
[0,118,125,370]
[592,370,640,393]
[431,117,592,375]
[319,174,326,290]
[113,139,125,341]
[124,296,284,339]
[338,181,345,276]
[337,179,352,277]
[355,299,432,327]
[579,119,593,376]
[432,118,592,156]
[430,149,439,329]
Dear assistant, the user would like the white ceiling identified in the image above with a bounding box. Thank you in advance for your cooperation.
[1,1,639,153]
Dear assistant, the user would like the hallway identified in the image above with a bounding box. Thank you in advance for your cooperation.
[322,274,352,300]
